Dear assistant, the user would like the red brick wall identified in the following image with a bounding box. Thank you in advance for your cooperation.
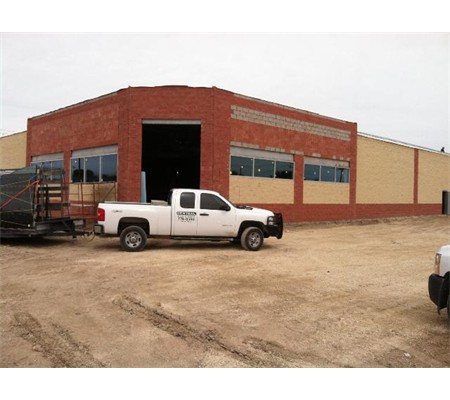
[27,93,121,196]
[27,86,444,223]
[121,87,217,201]
[28,87,219,202]
[222,89,358,222]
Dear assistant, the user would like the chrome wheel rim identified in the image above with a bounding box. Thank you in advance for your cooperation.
[125,231,142,248]
[248,232,261,248]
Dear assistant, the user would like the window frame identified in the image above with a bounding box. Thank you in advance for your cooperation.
[85,155,100,183]
[230,154,295,180]
[336,167,350,183]
[100,154,118,182]
[304,164,321,181]
[70,150,118,184]
[31,154,65,180]
[230,155,254,177]
[275,161,294,180]
[254,158,276,178]
[320,165,336,182]
[304,160,350,184]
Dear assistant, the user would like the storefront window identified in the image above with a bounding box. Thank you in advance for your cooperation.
[71,158,85,183]
[305,162,349,183]
[275,161,294,179]
[304,164,320,181]
[70,151,117,183]
[336,168,350,183]
[321,166,336,182]
[85,156,100,182]
[230,153,294,180]
[230,156,253,176]
[254,159,275,178]
[31,156,65,181]
[101,154,118,182]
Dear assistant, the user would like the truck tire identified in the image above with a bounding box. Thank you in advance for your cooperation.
[240,227,264,251]
[120,225,147,252]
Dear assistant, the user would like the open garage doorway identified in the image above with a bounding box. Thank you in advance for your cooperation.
[142,121,201,201]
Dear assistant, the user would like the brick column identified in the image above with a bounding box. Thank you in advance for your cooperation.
[414,149,419,205]
[294,153,304,205]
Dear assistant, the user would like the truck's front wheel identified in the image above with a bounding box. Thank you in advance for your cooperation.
[241,227,264,251]
[120,226,147,252]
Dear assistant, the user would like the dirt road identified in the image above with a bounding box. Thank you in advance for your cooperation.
[1,216,448,367]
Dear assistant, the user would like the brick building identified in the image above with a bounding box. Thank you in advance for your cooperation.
[19,85,450,222]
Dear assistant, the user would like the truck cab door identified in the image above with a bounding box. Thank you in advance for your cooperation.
[196,193,236,237]
[171,191,198,236]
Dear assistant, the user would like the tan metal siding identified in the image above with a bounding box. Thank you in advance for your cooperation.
[356,136,414,204]
[303,181,349,204]
[418,150,450,204]
[0,132,27,169]
[229,176,294,204]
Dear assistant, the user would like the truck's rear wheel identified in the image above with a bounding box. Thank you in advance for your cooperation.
[120,225,147,252]
[241,227,264,251]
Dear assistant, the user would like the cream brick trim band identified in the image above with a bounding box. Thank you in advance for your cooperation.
[231,105,351,141]
[233,93,350,124]
[230,141,260,149]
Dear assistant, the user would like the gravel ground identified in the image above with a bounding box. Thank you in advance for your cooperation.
[0,215,449,367]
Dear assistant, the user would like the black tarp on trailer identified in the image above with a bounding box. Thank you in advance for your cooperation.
[0,166,38,230]
[1,166,84,238]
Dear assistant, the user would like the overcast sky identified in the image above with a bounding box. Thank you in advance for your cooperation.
[1,32,448,151]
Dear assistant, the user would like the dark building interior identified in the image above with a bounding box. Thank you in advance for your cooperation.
[141,124,201,201]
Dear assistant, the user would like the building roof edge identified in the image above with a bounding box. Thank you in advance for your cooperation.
[358,131,448,155]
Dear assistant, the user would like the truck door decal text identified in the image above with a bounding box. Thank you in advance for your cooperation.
[176,211,196,223]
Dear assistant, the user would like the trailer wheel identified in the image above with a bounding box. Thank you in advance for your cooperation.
[120,225,147,252]
[240,227,264,251]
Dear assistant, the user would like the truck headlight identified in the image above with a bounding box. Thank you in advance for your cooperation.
[434,253,441,275]
[267,216,276,226]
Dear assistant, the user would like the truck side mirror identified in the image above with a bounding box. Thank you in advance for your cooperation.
[220,205,231,212]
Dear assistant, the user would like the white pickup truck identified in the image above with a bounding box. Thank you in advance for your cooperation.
[94,189,283,252]
[428,244,450,319]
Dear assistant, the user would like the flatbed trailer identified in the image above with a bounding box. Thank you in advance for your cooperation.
[0,166,85,239]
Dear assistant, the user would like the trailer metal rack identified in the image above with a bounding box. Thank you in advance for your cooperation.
[0,166,85,239]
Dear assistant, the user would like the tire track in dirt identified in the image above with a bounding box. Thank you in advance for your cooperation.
[113,294,339,367]
[243,337,339,367]
[13,312,106,368]
[113,294,276,367]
